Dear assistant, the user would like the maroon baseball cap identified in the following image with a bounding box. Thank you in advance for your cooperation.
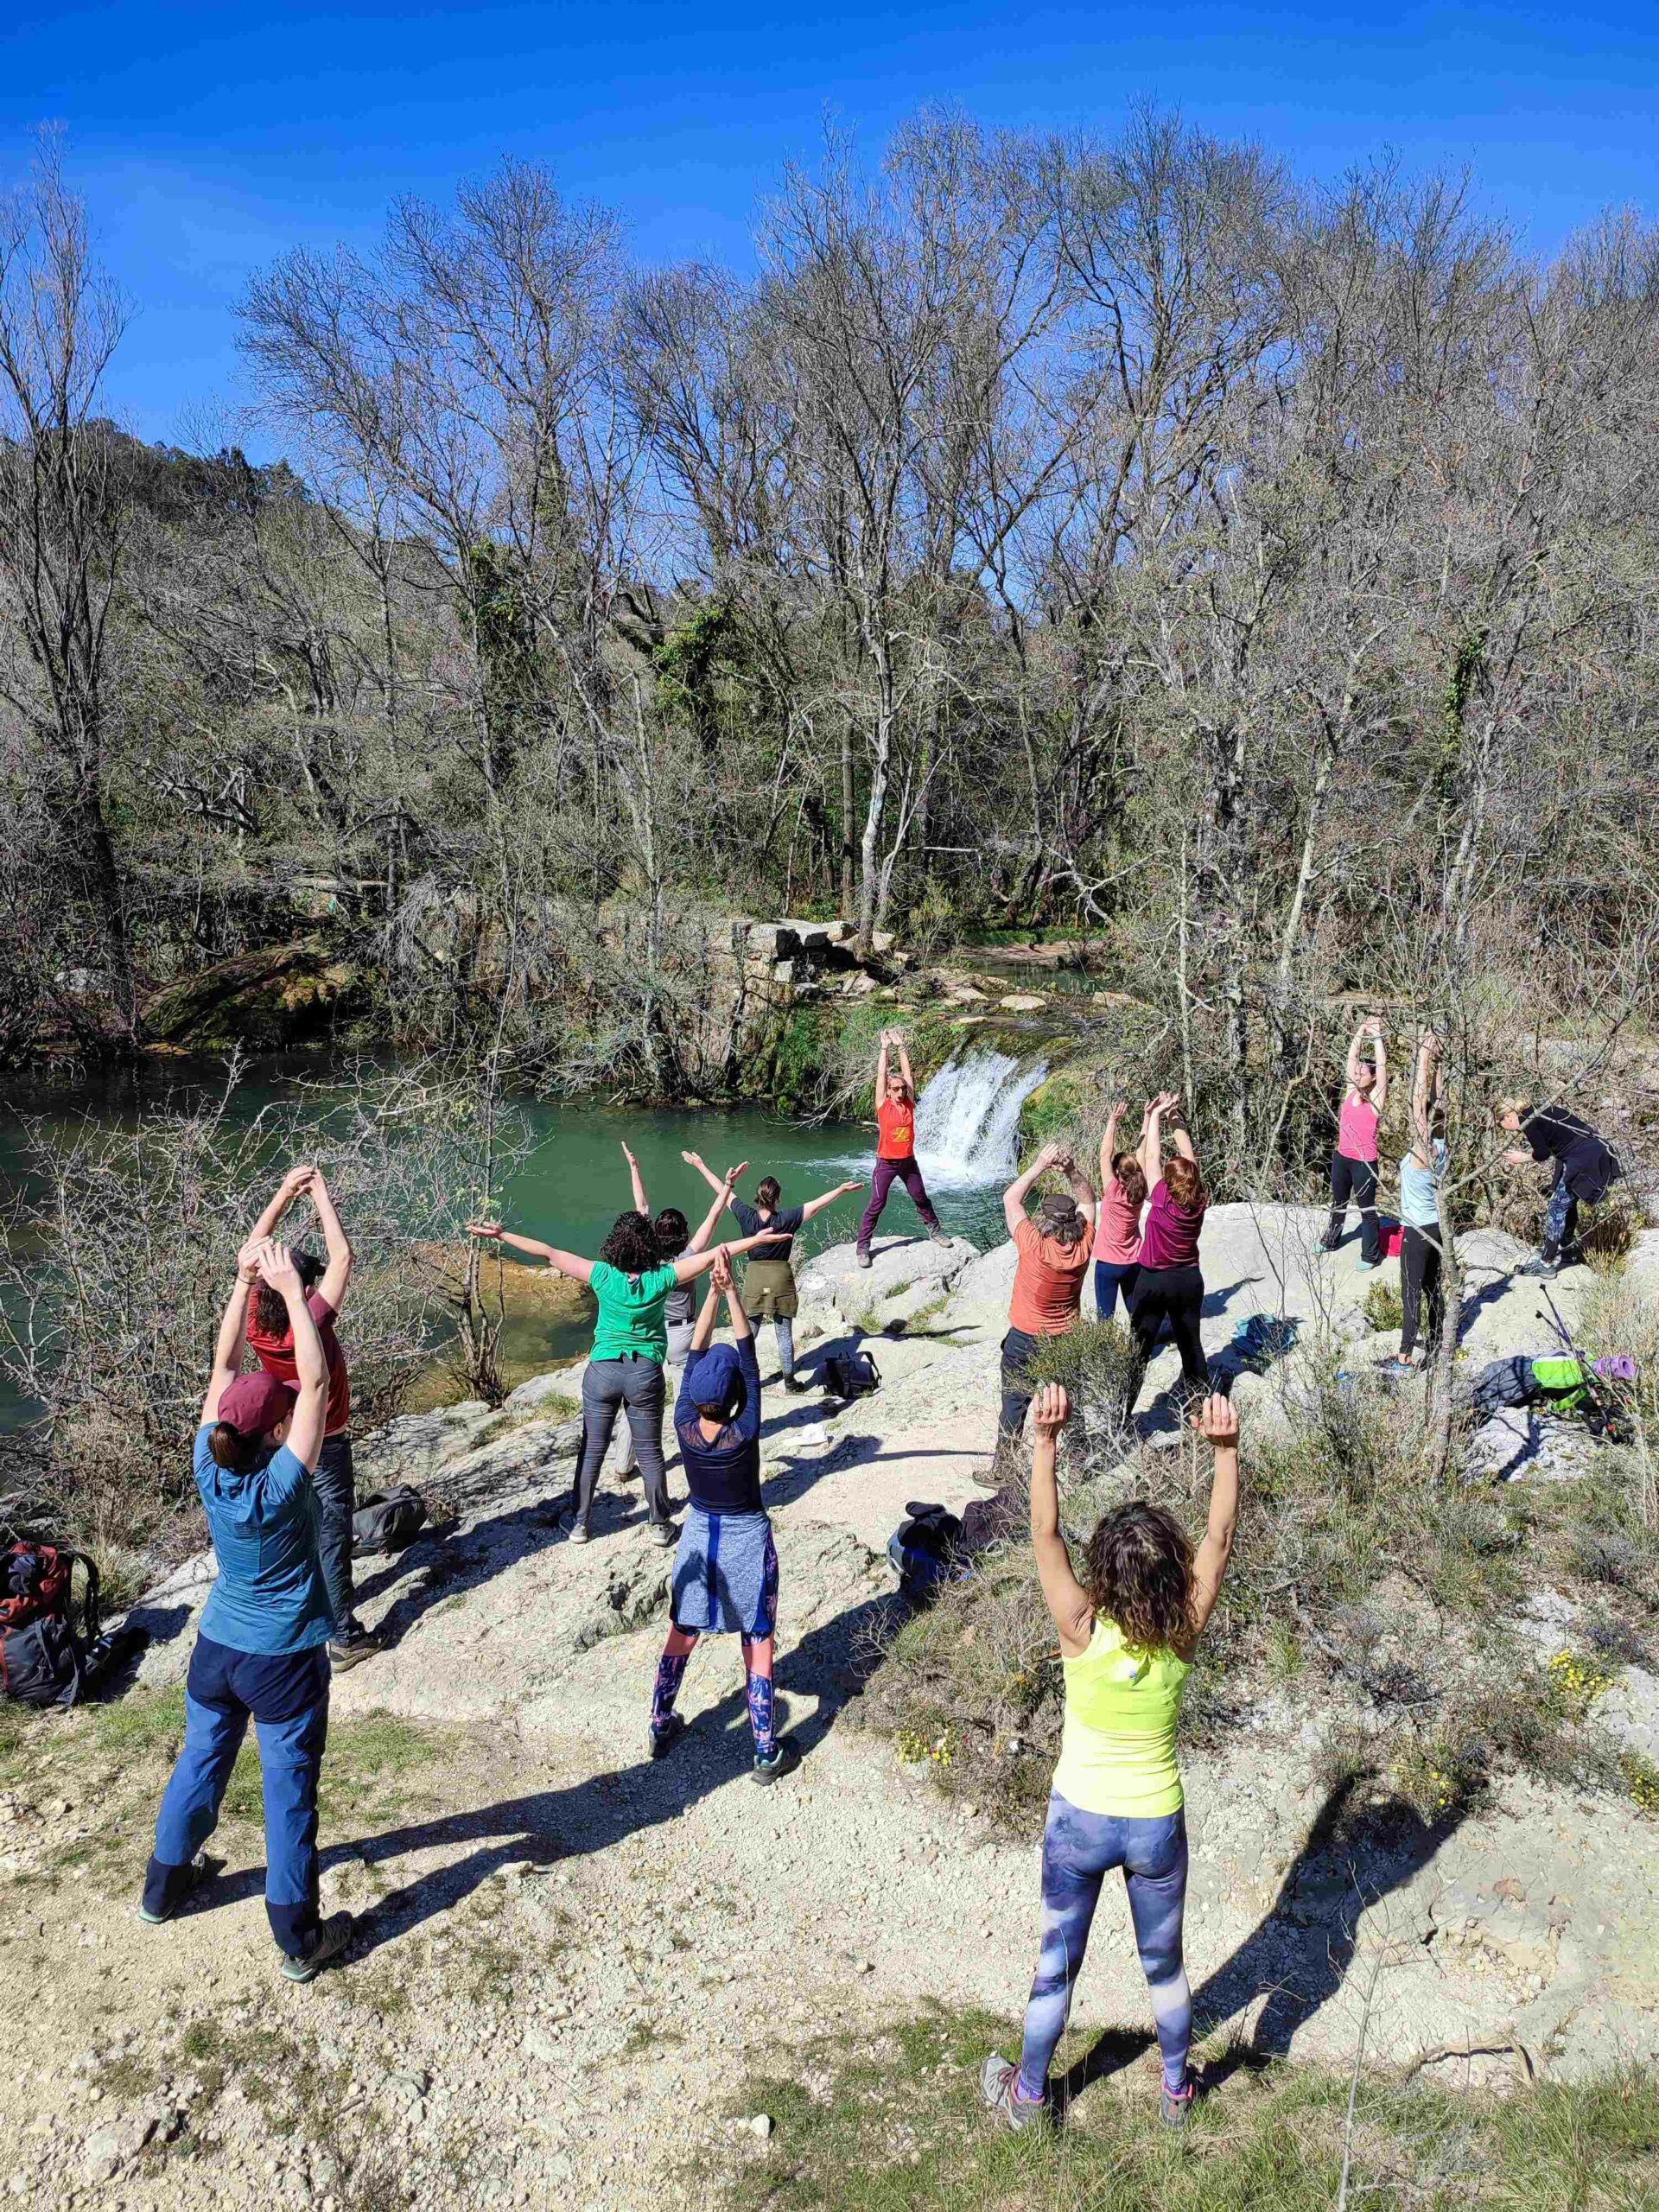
[219,1370,297,1436]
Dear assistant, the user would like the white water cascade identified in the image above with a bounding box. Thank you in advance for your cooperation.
[912,1050,1049,1185]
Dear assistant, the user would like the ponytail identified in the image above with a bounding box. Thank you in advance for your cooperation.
[208,1421,261,1474]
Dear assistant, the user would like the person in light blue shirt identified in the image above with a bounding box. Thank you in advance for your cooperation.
[141,1240,353,1982]
[1382,1033,1448,1380]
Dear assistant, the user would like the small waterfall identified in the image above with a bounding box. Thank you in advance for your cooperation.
[913,1050,1048,1184]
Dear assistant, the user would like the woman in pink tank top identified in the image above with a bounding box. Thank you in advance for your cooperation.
[1092,1097,1147,1321]
[1323,1016,1387,1268]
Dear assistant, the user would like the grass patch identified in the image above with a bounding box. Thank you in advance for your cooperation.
[723,2004,1659,2211]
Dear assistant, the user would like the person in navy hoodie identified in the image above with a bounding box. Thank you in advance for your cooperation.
[139,1238,353,1983]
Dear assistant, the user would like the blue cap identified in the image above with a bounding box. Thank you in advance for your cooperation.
[685,1342,742,1408]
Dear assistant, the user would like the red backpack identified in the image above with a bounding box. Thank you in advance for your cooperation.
[0,1543,102,1707]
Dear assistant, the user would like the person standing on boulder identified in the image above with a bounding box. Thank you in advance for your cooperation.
[466,1211,775,1547]
[980,1382,1241,2133]
[855,1028,951,1268]
[140,1239,353,1984]
[1093,1098,1147,1321]
[1323,1016,1387,1268]
[998,1141,1096,1446]
[1123,1094,1210,1418]
[682,1151,864,1390]
[646,1251,798,1784]
[1497,1096,1624,1279]
[244,1164,375,1670]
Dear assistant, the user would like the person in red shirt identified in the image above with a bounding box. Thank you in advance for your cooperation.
[855,1029,951,1268]
[999,1140,1096,1444]
[244,1165,377,1670]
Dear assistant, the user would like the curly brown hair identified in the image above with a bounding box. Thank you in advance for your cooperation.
[600,1211,661,1272]
[1084,1502,1195,1654]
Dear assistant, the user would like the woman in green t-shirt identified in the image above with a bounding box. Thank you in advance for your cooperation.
[467,1209,774,1547]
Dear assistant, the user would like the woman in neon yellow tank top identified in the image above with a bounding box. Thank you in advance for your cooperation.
[982,1381,1241,2133]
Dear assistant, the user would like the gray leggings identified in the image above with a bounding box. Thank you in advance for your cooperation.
[773,1317,796,1376]
[573,1357,669,1529]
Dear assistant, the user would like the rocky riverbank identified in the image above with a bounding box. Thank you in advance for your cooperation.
[3,1210,1657,2206]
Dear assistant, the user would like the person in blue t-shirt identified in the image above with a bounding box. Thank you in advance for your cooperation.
[140,1239,353,1983]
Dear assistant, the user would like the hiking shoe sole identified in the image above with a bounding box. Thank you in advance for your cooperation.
[650,1522,679,1548]
[568,1521,593,1544]
[752,1737,801,1786]
[327,1636,381,1671]
[280,1911,354,1983]
[980,2054,1046,2131]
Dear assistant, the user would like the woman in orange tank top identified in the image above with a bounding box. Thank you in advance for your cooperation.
[854,1028,952,1268]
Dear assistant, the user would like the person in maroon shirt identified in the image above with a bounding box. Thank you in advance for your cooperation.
[1123,1094,1211,1421]
[244,1165,377,1669]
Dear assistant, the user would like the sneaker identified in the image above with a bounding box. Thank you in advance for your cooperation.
[751,1737,801,1786]
[568,1518,593,1545]
[927,1226,952,1249]
[138,1852,214,1924]
[784,1373,812,1395]
[1516,1255,1560,1279]
[619,1461,641,1481]
[1160,2077,1195,2131]
[855,1245,873,1270]
[979,2055,1046,2132]
[649,1713,685,1762]
[279,1911,353,1984]
[649,1520,678,1549]
[327,1629,381,1671]
[1356,1257,1380,1273]
[1376,1357,1418,1382]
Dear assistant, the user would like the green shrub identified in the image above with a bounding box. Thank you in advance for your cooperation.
[1362,1276,1405,1332]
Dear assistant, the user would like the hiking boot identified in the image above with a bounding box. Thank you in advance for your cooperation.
[1160,2077,1195,2131]
[280,1911,353,1984]
[568,1518,593,1545]
[138,1852,215,1924]
[784,1373,812,1395]
[327,1628,381,1671]
[649,1519,678,1549]
[855,1245,873,1270]
[751,1737,801,1786]
[649,1713,685,1762]
[1516,1255,1560,1279]
[927,1226,952,1249]
[979,2055,1046,2132]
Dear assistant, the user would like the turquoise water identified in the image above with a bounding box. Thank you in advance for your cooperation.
[0,1058,1009,1422]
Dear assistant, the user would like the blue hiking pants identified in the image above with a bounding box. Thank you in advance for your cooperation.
[143,1633,330,1956]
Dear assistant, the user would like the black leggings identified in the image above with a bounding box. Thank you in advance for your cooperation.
[1325,1152,1381,1263]
[1125,1264,1207,1412]
[1400,1225,1444,1359]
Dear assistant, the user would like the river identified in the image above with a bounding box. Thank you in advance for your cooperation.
[0,1050,1040,1426]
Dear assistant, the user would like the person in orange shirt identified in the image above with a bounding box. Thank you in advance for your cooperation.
[855,1029,952,1268]
[999,1139,1097,1443]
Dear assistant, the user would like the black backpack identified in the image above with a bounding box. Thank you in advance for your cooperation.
[1,1542,101,1708]
[887,1503,969,1602]
[823,1350,881,1400]
[351,1487,428,1555]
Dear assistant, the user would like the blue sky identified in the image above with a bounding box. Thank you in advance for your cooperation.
[3,1,1656,455]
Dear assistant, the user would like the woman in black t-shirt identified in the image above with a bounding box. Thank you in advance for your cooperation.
[683,1153,862,1391]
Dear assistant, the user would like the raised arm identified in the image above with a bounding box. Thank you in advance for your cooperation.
[1184,1395,1241,1649]
[1371,1027,1389,1116]
[671,1228,779,1286]
[1002,1141,1062,1236]
[874,1031,891,1112]
[1344,1020,1369,1090]
[1057,1147,1097,1227]
[896,1033,916,1096]
[308,1168,353,1312]
[1164,1096,1197,1165]
[1410,1033,1438,1160]
[467,1222,595,1287]
[621,1142,648,1217]
[1099,1100,1126,1200]
[200,1250,258,1426]
[798,1178,864,1224]
[681,1148,728,1197]
[1138,1097,1166,1191]
[1028,1383,1094,1655]
[247,1163,313,1247]
[685,1171,741,1257]
[257,1242,329,1473]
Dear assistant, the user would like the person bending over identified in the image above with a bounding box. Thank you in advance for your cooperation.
[999,1140,1096,1446]
[243,1164,375,1670]
[855,1028,950,1268]
[1323,1016,1387,1268]
[616,1143,741,1478]
[1124,1094,1210,1418]
[646,1252,798,1784]
[1093,1097,1147,1321]
[683,1150,863,1391]
[1498,1096,1624,1280]
[1382,1032,1447,1378]
[141,1240,353,1983]
[982,1383,1241,2133]
[467,1212,774,1546]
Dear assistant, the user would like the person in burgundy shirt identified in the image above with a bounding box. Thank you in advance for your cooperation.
[244,1165,377,1669]
[1124,1093,1211,1420]
[855,1028,951,1267]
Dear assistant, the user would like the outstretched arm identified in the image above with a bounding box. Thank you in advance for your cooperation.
[1003,1141,1062,1236]
[467,1223,595,1287]
[685,1172,741,1257]
[200,1249,259,1426]
[1371,1030,1389,1116]
[247,1164,313,1247]
[1028,1384,1094,1655]
[1344,1020,1370,1090]
[896,1033,916,1095]
[1165,1096,1197,1165]
[874,1031,891,1112]
[1058,1147,1097,1228]
[1410,1033,1438,1161]
[798,1178,864,1224]
[689,1274,721,1356]
[1099,1100,1125,1201]
[1184,1395,1241,1649]
[681,1149,728,1197]
[1138,1097,1166,1191]
[262,1243,329,1473]
[308,1169,353,1312]
[671,1229,779,1286]
[621,1142,648,1217]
